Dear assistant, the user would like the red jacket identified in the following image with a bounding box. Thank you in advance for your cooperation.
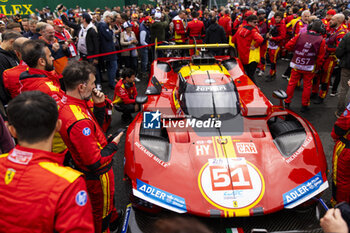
[58,95,117,174]
[231,23,264,65]
[173,15,187,43]
[332,104,350,142]
[19,67,66,153]
[325,25,347,55]
[187,18,205,37]
[3,60,28,99]
[0,145,94,233]
[19,67,64,103]
[113,79,138,105]
[219,14,232,37]
[267,18,286,46]
[293,19,308,36]
[55,29,78,58]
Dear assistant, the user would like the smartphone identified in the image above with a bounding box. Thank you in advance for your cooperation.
[108,128,126,143]
[58,40,65,45]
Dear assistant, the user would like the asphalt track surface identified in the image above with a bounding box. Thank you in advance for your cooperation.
[101,57,343,232]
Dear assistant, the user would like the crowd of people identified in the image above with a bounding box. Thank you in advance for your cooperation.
[2,0,350,232]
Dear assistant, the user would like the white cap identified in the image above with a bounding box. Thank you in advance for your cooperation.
[155,12,162,19]
[156,7,160,10]
[123,21,132,28]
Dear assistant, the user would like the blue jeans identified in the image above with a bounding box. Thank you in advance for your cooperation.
[107,60,118,88]
[140,47,148,72]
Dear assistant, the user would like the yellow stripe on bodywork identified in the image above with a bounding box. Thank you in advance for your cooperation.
[212,136,224,158]
[179,65,230,78]
[0,153,8,158]
[222,136,236,158]
[173,89,180,110]
[39,162,81,183]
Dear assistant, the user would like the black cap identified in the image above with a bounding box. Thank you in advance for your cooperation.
[82,12,92,23]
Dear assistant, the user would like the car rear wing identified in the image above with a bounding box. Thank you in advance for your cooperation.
[154,36,236,58]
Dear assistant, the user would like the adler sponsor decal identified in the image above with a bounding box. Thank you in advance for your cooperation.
[283,172,324,207]
[136,179,187,212]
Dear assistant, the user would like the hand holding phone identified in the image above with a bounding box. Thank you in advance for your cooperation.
[108,128,126,144]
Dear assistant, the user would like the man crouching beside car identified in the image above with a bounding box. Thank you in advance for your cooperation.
[113,68,140,124]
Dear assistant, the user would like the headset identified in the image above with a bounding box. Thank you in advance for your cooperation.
[124,81,134,89]
[307,19,326,34]
[257,9,266,15]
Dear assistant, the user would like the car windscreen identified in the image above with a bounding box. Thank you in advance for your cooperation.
[181,82,239,120]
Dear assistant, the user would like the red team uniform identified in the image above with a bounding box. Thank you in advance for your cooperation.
[0,145,94,233]
[58,95,120,233]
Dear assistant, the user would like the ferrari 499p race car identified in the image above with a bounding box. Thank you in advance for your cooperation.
[121,43,328,232]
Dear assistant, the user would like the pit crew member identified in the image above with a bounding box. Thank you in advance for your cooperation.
[0,91,94,232]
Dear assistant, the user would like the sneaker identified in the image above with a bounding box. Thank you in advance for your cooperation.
[257,70,264,77]
[313,96,324,104]
[135,77,141,82]
[96,84,102,91]
[109,209,125,232]
[282,74,289,79]
[265,75,276,82]
[330,91,338,97]
[300,105,310,113]
[310,93,318,99]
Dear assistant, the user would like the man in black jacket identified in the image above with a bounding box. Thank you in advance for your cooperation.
[204,17,226,56]
[60,11,101,90]
[0,30,22,112]
[335,31,350,117]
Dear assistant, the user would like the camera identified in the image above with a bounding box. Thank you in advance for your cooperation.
[335,202,350,229]
[268,25,278,37]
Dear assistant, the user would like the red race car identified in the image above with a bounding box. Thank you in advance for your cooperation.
[123,44,328,224]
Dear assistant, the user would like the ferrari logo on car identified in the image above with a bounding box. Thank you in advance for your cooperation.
[143,111,161,129]
[5,168,16,185]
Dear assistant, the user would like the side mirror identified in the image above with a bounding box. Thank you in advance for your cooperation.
[145,76,162,95]
[272,90,287,107]
[135,95,148,105]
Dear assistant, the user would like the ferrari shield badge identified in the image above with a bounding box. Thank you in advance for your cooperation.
[5,168,16,185]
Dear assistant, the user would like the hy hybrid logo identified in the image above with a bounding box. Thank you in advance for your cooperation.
[143,111,161,129]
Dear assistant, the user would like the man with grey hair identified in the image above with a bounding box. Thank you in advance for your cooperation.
[98,11,118,89]
[39,24,70,75]
[293,10,310,36]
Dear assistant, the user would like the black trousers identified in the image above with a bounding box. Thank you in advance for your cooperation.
[243,62,258,83]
